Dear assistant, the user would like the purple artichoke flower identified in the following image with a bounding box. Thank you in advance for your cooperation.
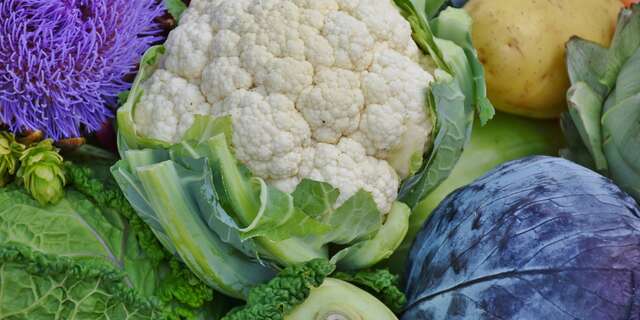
[0,0,166,140]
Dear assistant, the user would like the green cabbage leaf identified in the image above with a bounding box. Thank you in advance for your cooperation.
[0,161,221,319]
[393,0,495,209]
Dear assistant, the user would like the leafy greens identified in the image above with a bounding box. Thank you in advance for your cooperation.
[0,161,218,319]
[393,0,494,208]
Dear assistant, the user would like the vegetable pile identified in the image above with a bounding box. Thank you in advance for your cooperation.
[1,0,640,319]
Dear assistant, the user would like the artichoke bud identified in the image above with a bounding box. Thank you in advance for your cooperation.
[0,132,26,187]
[17,140,66,205]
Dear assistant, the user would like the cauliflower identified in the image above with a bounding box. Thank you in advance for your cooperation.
[133,0,434,214]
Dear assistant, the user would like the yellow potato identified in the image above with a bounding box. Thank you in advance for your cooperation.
[465,0,621,118]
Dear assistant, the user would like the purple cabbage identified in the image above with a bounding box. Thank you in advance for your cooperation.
[0,0,165,139]
[404,156,640,319]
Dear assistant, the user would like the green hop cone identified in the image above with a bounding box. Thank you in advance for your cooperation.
[17,140,66,205]
[0,132,25,187]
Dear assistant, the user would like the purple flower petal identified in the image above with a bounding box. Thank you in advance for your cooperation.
[0,0,165,139]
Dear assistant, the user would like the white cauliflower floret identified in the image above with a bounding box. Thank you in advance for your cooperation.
[297,67,364,143]
[352,48,433,160]
[214,91,312,180]
[162,17,214,81]
[134,70,211,142]
[133,0,434,214]
[301,138,399,213]
[323,11,375,71]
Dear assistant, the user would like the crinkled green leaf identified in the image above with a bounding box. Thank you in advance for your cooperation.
[0,185,167,318]
[0,146,216,320]
[222,259,335,320]
[0,244,165,320]
[333,269,407,314]
[0,186,139,275]
[398,71,472,209]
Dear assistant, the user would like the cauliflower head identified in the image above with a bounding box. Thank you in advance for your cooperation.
[133,0,434,214]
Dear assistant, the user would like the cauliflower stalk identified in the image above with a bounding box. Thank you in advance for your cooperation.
[113,0,493,301]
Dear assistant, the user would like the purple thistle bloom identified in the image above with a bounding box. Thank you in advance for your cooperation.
[0,0,165,140]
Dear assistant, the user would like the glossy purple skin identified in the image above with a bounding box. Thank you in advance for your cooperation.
[403,156,640,320]
[0,0,164,139]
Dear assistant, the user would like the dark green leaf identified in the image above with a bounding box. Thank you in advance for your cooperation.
[333,269,407,314]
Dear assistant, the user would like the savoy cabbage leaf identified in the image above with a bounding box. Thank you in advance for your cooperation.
[0,162,218,320]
